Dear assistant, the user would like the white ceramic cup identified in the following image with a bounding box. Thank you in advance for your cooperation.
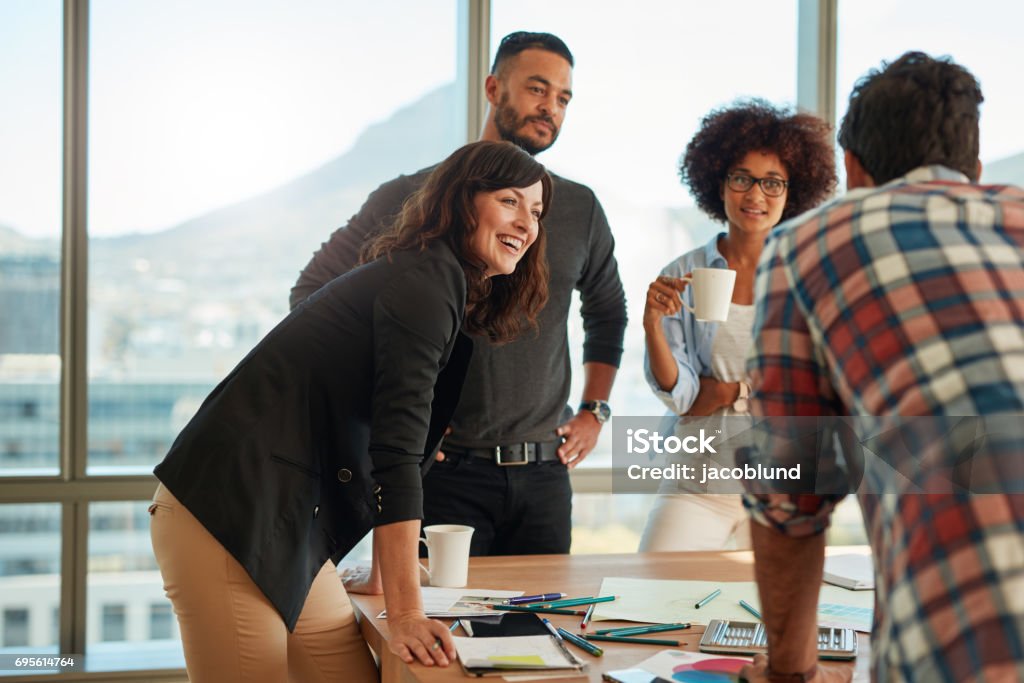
[680,268,737,322]
[418,524,474,588]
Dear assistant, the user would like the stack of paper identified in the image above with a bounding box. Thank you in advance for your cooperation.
[453,635,584,676]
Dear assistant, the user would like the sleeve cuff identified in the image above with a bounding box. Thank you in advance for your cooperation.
[582,341,624,368]
[643,354,697,415]
[371,459,424,526]
[741,493,843,538]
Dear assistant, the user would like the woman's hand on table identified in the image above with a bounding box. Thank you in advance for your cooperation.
[388,611,457,667]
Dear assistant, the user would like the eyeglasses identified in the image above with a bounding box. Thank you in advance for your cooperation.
[726,174,789,197]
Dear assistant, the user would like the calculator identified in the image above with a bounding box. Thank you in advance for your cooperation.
[699,619,857,660]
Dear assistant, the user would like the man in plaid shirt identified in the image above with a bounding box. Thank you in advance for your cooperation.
[740,53,1024,682]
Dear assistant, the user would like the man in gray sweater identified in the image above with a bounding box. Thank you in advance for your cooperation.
[290,32,626,557]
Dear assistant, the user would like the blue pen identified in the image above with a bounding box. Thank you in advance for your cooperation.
[541,618,563,640]
[506,592,567,605]
[449,620,461,634]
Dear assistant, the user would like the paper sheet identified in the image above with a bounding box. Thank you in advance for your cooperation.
[824,553,875,590]
[594,577,874,631]
[453,635,581,670]
[376,586,522,618]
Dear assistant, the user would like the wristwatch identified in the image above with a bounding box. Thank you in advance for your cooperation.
[578,400,611,424]
[732,381,751,412]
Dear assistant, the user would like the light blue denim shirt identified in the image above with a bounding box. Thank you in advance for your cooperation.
[643,232,728,415]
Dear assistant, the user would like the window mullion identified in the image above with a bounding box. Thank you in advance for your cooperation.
[61,0,90,657]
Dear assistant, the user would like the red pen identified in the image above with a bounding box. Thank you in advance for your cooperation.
[580,602,596,630]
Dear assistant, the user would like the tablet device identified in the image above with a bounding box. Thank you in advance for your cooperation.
[458,612,551,637]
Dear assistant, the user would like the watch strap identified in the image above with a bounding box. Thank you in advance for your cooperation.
[578,400,611,423]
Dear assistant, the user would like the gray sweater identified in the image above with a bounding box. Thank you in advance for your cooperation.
[290,167,627,448]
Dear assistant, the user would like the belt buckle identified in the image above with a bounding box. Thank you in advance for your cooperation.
[495,443,530,466]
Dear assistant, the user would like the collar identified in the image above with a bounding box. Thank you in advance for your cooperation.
[702,232,729,268]
[895,165,971,186]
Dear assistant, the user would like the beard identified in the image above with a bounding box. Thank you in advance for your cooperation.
[493,93,559,156]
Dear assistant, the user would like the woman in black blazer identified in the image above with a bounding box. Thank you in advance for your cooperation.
[150,141,551,682]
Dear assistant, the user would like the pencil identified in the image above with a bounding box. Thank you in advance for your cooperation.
[601,622,690,637]
[492,605,587,616]
[541,595,618,609]
[739,599,763,620]
[694,588,722,609]
[557,627,604,656]
[583,634,681,646]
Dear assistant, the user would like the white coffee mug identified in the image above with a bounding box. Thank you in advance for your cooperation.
[418,524,474,588]
[680,268,737,322]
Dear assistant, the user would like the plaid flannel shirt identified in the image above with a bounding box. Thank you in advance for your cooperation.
[745,165,1024,681]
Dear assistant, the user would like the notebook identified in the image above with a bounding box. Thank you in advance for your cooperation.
[453,635,584,677]
[823,554,875,591]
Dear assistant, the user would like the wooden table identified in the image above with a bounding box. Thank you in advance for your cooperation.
[350,551,869,682]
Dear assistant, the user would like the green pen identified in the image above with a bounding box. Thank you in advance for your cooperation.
[739,599,763,620]
[694,588,722,609]
[556,627,604,656]
[541,595,617,609]
[583,634,681,646]
[601,622,690,637]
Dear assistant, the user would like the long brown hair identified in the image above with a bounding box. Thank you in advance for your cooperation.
[363,140,550,343]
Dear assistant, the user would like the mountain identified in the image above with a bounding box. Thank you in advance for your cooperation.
[92,83,461,280]
[0,224,55,255]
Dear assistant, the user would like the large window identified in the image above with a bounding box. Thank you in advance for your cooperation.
[0,504,61,655]
[0,1,63,477]
[87,0,462,475]
[21,3,1018,676]
[87,502,177,669]
[2,1,463,677]
[836,0,1024,185]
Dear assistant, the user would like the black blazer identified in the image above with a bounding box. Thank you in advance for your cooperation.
[154,242,473,630]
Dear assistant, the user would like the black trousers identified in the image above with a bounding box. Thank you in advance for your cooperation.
[420,451,572,556]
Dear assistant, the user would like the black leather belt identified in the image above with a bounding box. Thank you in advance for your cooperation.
[449,441,562,466]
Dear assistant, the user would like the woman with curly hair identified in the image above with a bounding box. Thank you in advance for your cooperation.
[639,100,836,552]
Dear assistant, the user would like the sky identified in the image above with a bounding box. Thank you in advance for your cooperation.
[1,0,1022,239]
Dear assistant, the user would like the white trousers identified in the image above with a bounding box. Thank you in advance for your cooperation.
[638,493,752,552]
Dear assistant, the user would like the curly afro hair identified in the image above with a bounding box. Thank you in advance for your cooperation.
[680,99,837,224]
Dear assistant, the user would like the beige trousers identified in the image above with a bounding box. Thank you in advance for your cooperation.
[149,484,379,682]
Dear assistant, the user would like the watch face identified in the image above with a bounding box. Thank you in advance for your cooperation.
[733,397,749,413]
[582,401,611,423]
